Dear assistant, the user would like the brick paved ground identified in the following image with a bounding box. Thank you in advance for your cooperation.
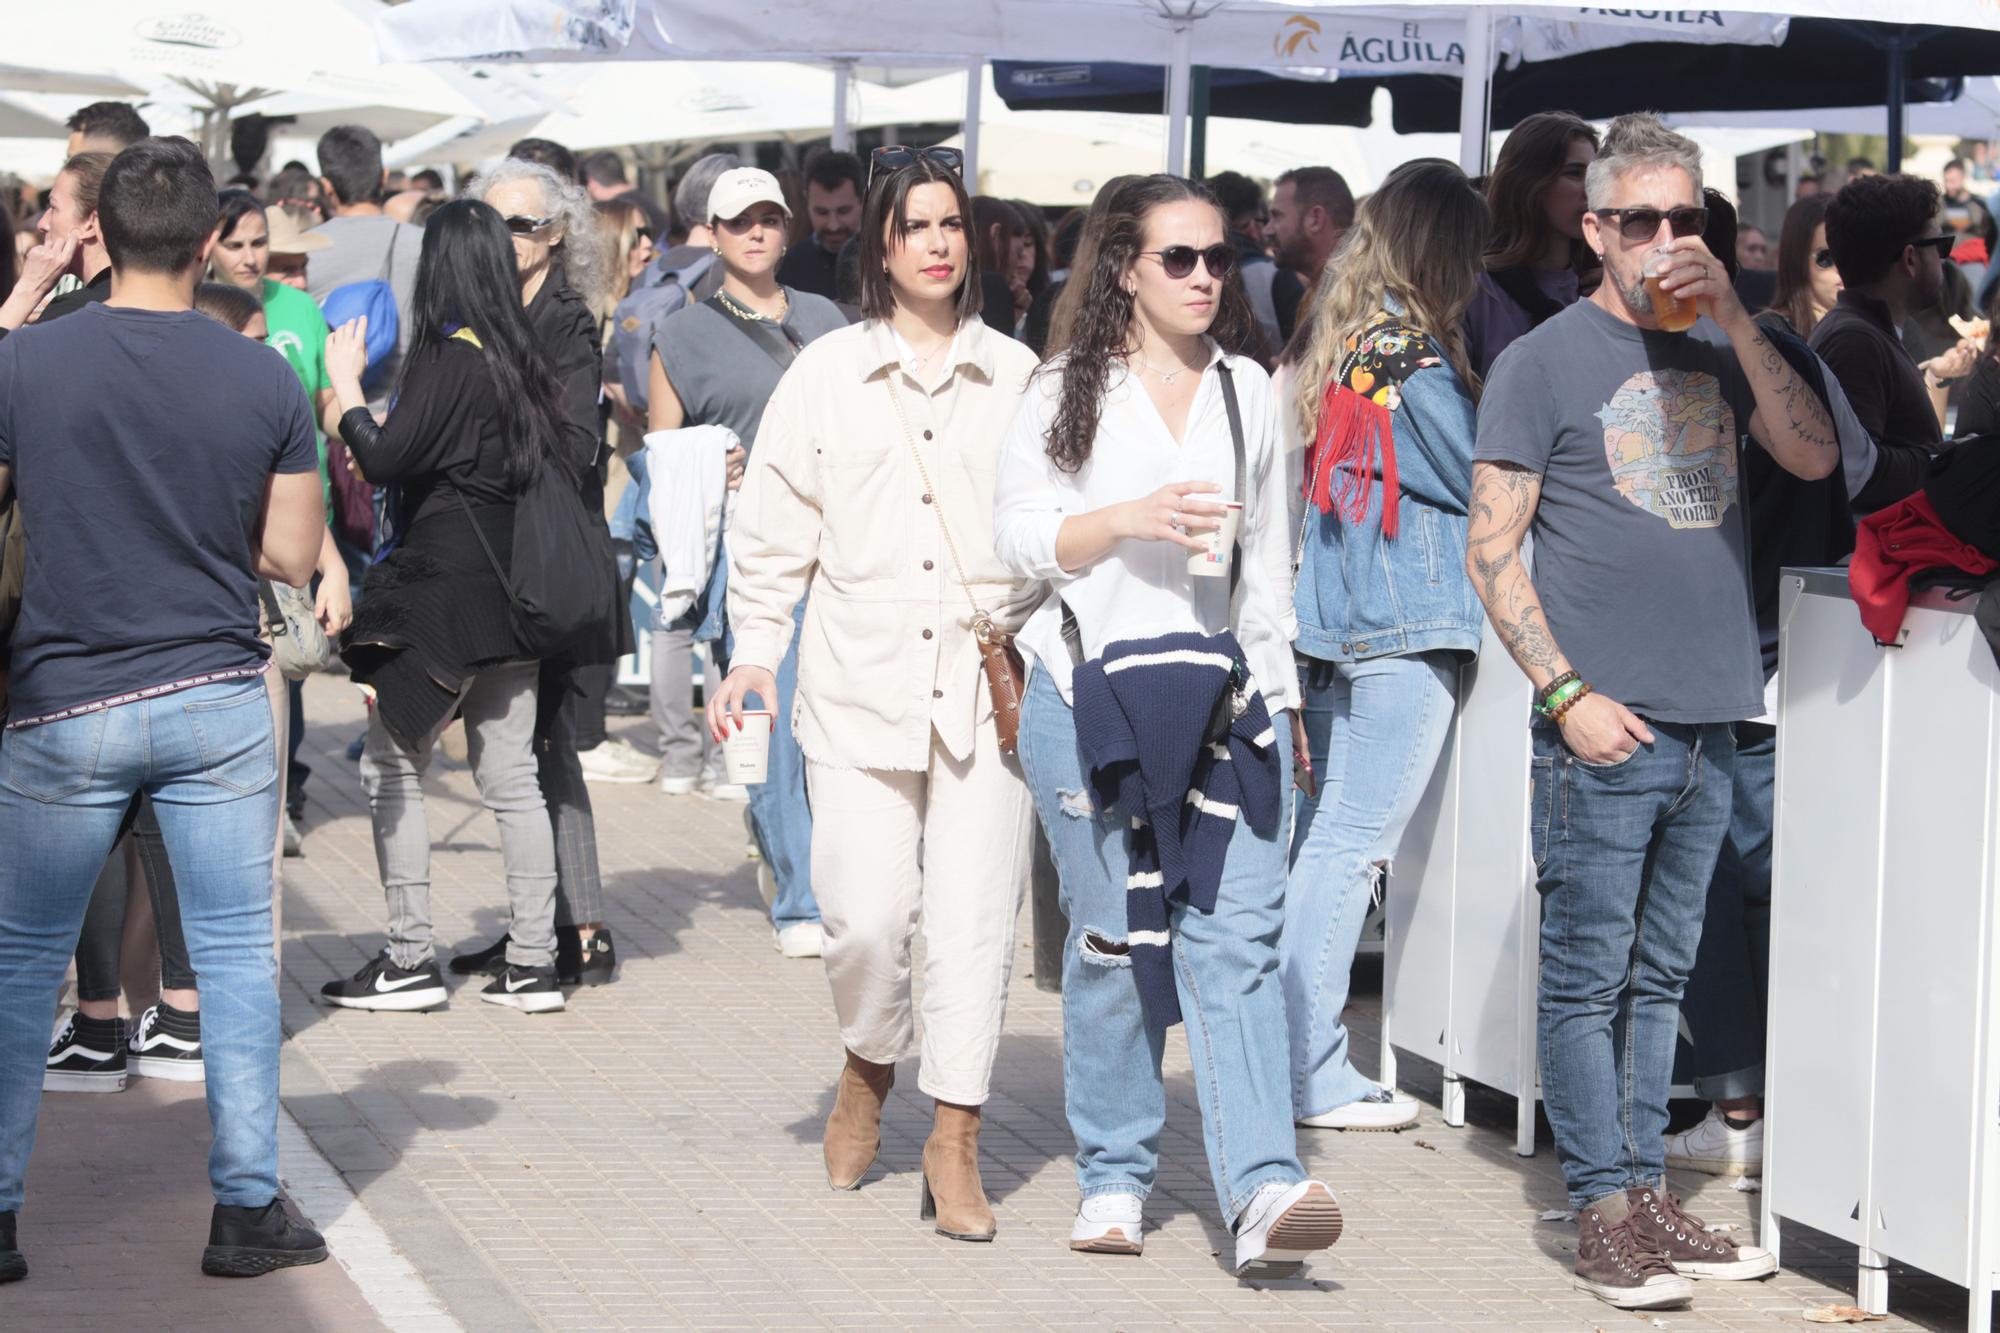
[20,674,1979,1330]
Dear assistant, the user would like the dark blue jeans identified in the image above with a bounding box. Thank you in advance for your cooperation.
[1679,721,1774,1101]
[1531,717,1735,1208]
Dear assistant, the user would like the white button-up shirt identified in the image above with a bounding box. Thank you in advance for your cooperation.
[728,317,1042,771]
[993,341,1300,713]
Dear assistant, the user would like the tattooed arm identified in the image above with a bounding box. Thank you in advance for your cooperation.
[1466,460,1655,764]
[1732,314,1840,482]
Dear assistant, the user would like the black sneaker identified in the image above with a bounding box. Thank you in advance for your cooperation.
[0,1210,24,1284]
[201,1199,328,1277]
[447,934,511,978]
[45,1013,126,1093]
[556,927,618,987]
[129,1004,205,1083]
[479,964,565,1013]
[320,951,448,1011]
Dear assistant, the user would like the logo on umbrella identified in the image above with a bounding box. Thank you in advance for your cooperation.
[135,14,242,50]
[1275,15,1322,58]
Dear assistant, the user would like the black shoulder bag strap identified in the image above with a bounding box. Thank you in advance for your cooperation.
[707,294,802,373]
[454,489,525,618]
[1059,360,1248,667]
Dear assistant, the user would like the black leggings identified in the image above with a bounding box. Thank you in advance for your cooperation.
[74,796,196,1002]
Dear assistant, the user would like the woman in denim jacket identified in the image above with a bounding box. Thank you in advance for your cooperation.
[1281,160,1490,1130]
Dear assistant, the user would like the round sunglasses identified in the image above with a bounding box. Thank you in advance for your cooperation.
[1143,244,1237,280]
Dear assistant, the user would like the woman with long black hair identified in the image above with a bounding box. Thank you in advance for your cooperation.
[994,174,1337,1272]
[318,198,570,1016]
[1466,111,1600,378]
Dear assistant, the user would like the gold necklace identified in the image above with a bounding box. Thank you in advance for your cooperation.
[718,287,788,323]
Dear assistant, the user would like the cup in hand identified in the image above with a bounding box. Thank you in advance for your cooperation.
[1187,501,1245,577]
[722,709,774,784]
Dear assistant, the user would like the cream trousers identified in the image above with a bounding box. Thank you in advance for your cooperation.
[805,716,1033,1105]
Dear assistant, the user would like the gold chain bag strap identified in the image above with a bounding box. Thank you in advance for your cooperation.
[883,371,1027,755]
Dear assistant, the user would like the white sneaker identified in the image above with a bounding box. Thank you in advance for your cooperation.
[1233,1179,1342,1273]
[1069,1194,1144,1254]
[756,861,779,910]
[281,812,304,858]
[774,922,824,958]
[579,739,660,784]
[1665,1105,1763,1177]
[657,773,701,795]
[703,782,749,802]
[1298,1086,1420,1131]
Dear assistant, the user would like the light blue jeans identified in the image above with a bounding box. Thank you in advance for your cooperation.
[1282,652,1459,1118]
[1018,667,1304,1227]
[0,679,282,1212]
[730,600,818,930]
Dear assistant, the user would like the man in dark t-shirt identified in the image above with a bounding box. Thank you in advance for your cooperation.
[0,138,327,1283]
[775,150,863,301]
[1468,114,1839,1309]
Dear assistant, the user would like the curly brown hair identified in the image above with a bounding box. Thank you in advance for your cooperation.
[1039,174,1258,474]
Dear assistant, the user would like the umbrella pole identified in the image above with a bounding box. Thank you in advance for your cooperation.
[1165,20,1193,175]
[1885,31,1909,173]
[831,58,855,153]
[1190,65,1210,180]
[1458,10,1494,178]
[963,61,982,186]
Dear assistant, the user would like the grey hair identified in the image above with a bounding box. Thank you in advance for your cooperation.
[672,152,740,234]
[1584,112,1703,209]
[474,155,613,308]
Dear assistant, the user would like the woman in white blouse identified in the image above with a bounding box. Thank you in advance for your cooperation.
[993,174,1339,1273]
[708,148,1039,1242]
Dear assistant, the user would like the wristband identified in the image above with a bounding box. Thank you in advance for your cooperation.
[1535,675,1585,717]
[1549,681,1594,724]
[1534,669,1580,712]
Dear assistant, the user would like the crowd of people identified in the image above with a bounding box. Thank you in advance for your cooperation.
[0,95,1992,1312]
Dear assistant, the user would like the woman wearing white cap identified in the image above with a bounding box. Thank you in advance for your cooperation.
[708,148,1039,1243]
[649,168,847,960]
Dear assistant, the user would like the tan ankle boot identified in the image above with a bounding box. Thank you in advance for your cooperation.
[823,1052,894,1191]
[919,1100,996,1241]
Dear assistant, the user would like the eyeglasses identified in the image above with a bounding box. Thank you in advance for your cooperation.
[1142,244,1237,280]
[1909,233,1957,260]
[1591,206,1709,243]
[868,144,964,184]
[504,213,553,236]
[1812,247,1837,271]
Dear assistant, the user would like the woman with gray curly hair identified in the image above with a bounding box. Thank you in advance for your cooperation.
[450,155,629,988]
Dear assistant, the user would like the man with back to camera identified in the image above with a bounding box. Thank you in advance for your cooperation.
[63,100,148,157]
[307,125,423,413]
[1266,164,1355,295]
[775,149,864,301]
[1467,112,1838,1311]
[0,136,329,1283]
[580,149,671,241]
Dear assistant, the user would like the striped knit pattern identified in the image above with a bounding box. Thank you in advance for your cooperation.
[1071,631,1282,1037]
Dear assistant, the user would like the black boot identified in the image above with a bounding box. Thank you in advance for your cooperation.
[556,926,618,987]
[1,1210,24,1283]
[201,1199,328,1277]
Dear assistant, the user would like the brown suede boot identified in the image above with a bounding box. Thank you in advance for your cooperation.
[919,1101,996,1241]
[822,1052,894,1191]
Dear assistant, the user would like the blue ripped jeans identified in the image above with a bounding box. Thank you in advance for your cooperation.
[1282,651,1459,1118]
[1017,667,1303,1227]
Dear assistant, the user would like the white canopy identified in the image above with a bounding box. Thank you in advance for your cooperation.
[1664,78,2000,141]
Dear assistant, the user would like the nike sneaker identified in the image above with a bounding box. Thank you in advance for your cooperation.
[319,951,448,1011]
[478,964,565,1014]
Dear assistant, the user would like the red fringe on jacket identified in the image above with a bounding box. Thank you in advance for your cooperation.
[1306,378,1400,538]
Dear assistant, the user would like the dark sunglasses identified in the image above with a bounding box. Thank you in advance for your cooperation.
[1812,247,1837,271]
[634,225,655,244]
[504,213,553,236]
[1592,205,1709,243]
[1144,244,1237,280]
[869,144,964,184]
[1909,233,1957,260]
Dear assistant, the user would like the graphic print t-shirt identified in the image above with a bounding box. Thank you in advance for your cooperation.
[1474,298,1762,723]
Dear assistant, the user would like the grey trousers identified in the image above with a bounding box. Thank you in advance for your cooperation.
[650,626,722,782]
[359,660,557,970]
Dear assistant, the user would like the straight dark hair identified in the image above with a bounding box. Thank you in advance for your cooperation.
[215,187,266,244]
[1042,174,1257,474]
[857,157,983,325]
[317,125,384,207]
[1483,111,1598,273]
[99,138,218,275]
[193,280,262,332]
[402,199,564,490]
[1766,193,1833,337]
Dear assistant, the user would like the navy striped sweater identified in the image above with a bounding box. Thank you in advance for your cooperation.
[1071,630,1282,1037]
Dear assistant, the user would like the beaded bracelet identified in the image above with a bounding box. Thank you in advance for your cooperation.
[1548,681,1594,724]
[1536,675,1586,718]
[1534,669,1580,714]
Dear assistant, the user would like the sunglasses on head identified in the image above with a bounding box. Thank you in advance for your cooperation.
[868,144,964,184]
[504,213,553,236]
[1592,205,1709,243]
[1909,233,1957,260]
[1143,244,1237,281]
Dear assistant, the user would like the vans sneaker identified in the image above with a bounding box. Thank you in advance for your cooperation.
[128,1004,205,1082]
[1627,1186,1777,1280]
[1070,1193,1144,1255]
[1665,1105,1763,1177]
[1574,1191,1693,1309]
[44,1013,126,1093]
[320,951,448,1012]
[1232,1179,1342,1273]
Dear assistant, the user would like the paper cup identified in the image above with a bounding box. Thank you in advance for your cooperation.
[1187,502,1245,578]
[722,710,774,784]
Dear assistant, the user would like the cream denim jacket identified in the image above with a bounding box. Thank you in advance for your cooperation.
[727,317,1041,771]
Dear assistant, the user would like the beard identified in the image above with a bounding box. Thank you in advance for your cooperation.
[1614,262,1654,315]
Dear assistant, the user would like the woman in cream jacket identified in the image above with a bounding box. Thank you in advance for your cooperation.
[708,149,1038,1242]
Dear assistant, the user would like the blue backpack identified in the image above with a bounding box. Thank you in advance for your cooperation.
[611,248,715,416]
[320,226,403,390]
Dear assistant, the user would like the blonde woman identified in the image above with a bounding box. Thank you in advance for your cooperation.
[1281,159,1491,1134]
[708,148,1038,1242]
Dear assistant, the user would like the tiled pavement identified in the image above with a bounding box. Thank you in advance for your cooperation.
[21,675,1980,1330]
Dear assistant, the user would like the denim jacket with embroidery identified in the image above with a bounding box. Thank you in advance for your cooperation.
[1292,313,1484,664]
